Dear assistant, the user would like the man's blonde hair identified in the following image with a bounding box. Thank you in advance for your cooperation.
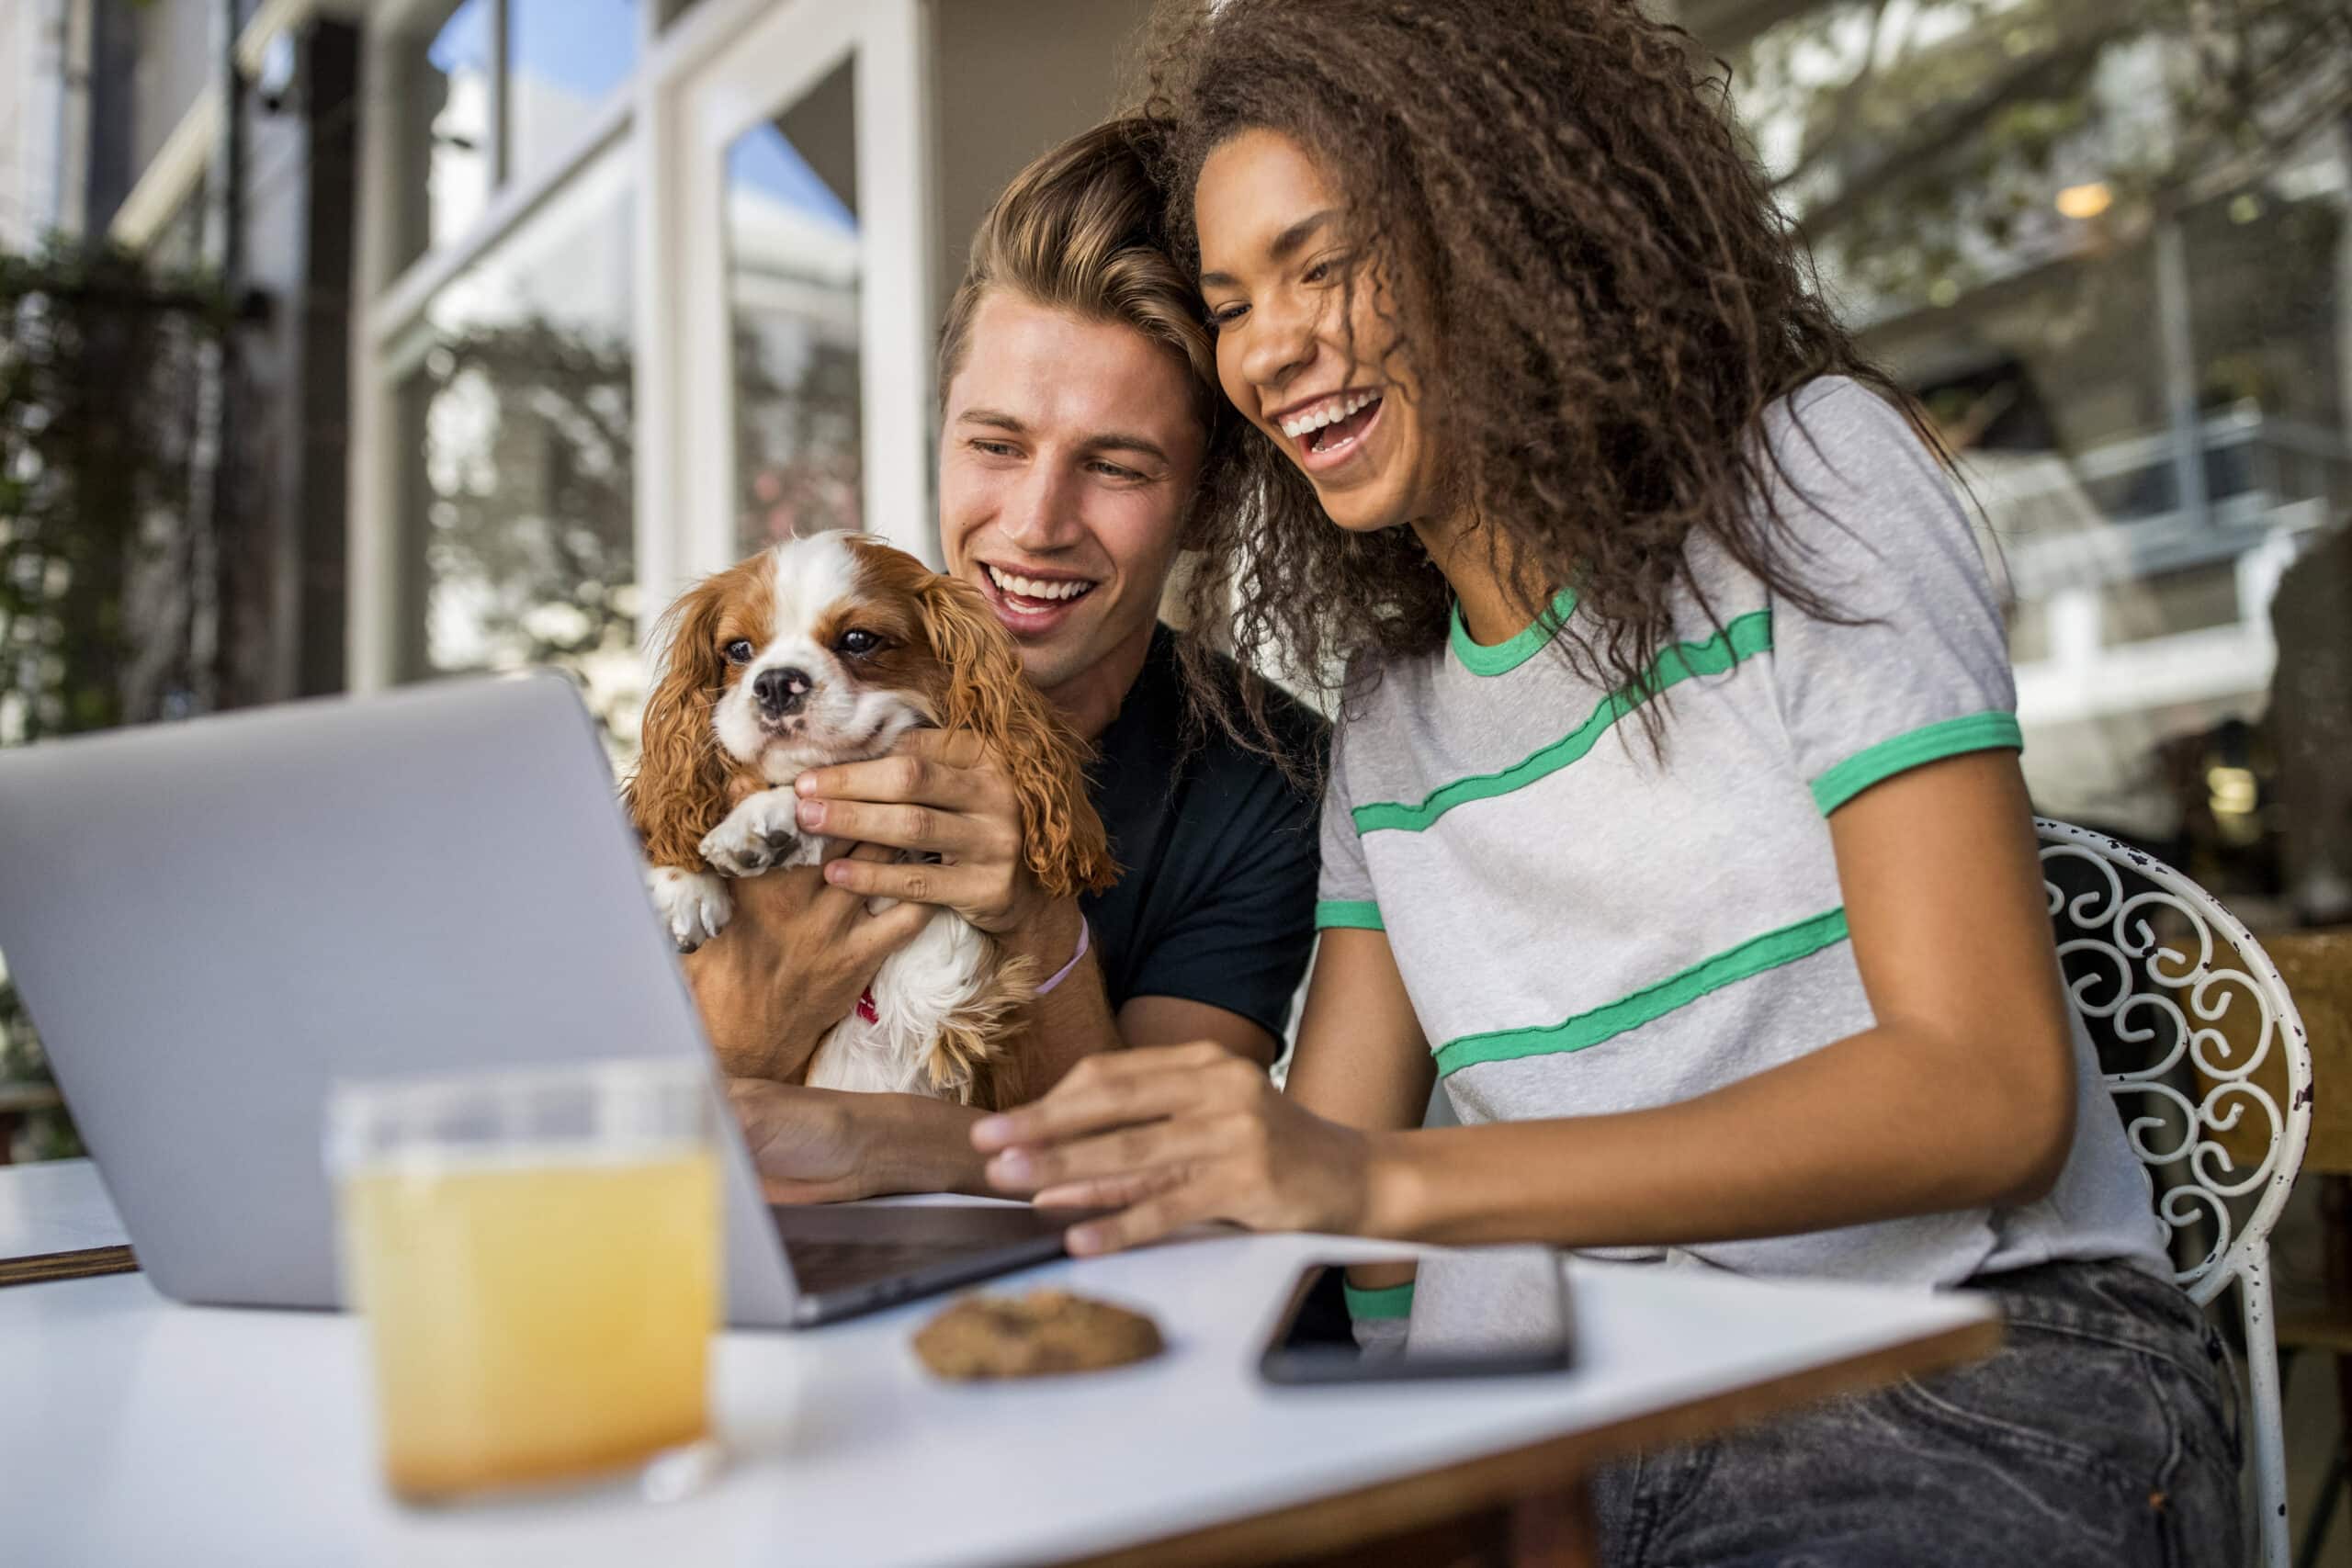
[938,118,1216,428]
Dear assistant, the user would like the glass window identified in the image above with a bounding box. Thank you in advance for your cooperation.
[723,56,863,555]
[1719,3,2350,925]
[386,0,495,272]
[387,147,641,757]
[384,0,639,273]
[507,0,640,190]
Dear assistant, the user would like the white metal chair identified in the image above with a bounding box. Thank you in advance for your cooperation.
[2038,818,2314,1568]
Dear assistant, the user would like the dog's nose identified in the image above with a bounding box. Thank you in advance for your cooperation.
[753,665,813,717]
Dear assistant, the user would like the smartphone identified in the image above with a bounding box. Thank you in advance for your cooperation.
[1257,1248,1574,1384]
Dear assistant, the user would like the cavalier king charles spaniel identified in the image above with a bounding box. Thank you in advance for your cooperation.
[625,532,1114,1110]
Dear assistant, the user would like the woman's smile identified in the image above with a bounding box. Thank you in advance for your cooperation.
[1270,387,1386,471]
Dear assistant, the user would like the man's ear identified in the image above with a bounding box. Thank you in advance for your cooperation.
[624,577,737,868]
[916,574,1116,897]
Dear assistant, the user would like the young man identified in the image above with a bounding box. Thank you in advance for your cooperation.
[687,121,1325,1200]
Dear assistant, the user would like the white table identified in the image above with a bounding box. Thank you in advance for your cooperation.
[0,1156,131,1283]
[0,1160,1999,1567]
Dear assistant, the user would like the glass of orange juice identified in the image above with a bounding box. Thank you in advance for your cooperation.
[325,1058,721,1505]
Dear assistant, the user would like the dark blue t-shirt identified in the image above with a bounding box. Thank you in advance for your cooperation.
[1078,627,1326,1041]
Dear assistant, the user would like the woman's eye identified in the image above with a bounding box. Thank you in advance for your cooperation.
[1208,302,1248,328]
[1303,261,1329,284]
[723,639,753,665]
[837,628,882,657]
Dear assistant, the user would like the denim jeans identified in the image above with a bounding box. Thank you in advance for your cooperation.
[1589,1258,2242,1567]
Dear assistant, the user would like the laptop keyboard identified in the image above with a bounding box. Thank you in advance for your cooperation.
[784,1236,1023,1293]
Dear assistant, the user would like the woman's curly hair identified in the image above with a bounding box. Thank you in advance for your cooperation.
[1145,0,1931,765]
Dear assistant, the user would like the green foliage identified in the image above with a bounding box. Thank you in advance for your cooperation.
[0,235,231,1160]
[1731,0,2352,313]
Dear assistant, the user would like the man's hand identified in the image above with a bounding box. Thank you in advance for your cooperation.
[727,1078,989,1202]
[682,842,931,1082]
[791,730,1050,938]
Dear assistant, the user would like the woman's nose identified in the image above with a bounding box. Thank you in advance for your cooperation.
[1241,292,1319,396]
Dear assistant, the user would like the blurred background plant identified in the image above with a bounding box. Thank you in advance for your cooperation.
[0,235,239,1160]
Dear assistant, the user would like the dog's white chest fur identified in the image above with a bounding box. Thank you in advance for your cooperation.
[803,905,993,1098]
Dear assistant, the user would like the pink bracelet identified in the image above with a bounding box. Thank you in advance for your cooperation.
[1033,916,1091,997]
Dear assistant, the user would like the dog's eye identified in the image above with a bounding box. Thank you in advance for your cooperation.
[722,639,753,665]
[837,628,883,657]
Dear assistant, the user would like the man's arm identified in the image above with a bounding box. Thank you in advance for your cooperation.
[1004,894,1280,1069]
[682,847,931,1082]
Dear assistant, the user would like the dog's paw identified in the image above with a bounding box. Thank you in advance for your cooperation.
[698,789,816,877]
[647,865,731,952]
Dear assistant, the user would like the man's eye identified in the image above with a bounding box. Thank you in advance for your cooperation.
[723,639,753,665]
[837,628,883,657]
[971,439,1019,457]
[1089,460,1144,481]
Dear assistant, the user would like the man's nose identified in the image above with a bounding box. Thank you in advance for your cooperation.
[1000,465,1085,553]
[752,666,813,717]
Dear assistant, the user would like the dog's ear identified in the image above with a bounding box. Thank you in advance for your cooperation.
[624,575,737,868]
[915,574,1117,898]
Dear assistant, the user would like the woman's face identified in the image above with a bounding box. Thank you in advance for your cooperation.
[1197,129,1440,535]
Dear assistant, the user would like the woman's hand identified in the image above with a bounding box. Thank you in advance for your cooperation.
[970,1043,1387,1255]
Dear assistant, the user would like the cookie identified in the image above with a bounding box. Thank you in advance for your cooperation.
[912,1288,1165,1379]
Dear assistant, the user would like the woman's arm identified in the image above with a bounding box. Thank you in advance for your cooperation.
[976,751,2077,1256]
[1285,928,1434,1130]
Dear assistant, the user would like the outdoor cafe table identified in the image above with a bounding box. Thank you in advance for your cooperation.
[0,1158,2000,1566]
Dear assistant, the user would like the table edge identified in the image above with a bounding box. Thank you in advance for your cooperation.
[1055,1311,2006,1568]
[0,1245,141,1289]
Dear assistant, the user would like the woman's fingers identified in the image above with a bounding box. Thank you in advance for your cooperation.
[971,1043,1242,1153]
[987,1111,1234,1195]
[1029,1165,1188,1213]
[1065,1189,1220,1257]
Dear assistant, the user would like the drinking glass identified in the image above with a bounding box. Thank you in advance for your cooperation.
[325,1058,721,1503]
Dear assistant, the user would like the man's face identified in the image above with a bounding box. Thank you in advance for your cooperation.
[937,290,1204,699]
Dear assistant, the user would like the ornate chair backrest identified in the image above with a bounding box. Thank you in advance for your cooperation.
[2037,818,2311,1568]
[2037,818,2312,1303]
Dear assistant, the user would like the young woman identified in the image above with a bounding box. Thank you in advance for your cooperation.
[970,1,2241,1560]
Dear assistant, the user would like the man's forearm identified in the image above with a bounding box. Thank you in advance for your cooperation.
[1003,897,1125,1095]
[860,1092,996,1196]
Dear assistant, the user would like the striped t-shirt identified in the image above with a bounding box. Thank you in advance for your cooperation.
[1316,378,2164,1287]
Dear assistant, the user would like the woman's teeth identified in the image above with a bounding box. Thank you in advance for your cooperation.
[986,565,1094,603]
[1279,390,1380,439]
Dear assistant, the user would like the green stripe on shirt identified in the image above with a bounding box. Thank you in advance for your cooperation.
[1809,710,2024,815]
[1343,1280,1416,1320]
[1314,899,1385,931]
[1431,907,1850,1076]
[1353,610,1774,836]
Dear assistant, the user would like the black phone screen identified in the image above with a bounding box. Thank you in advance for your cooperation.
[1258,1250,1575,1384]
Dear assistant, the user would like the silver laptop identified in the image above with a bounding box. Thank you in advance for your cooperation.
[0,671,1082,1326]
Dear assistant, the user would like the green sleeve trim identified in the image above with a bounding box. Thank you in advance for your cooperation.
[1432,907,1849,1077]
[1343,1280,1417,1320]
[1448,586,1580,677]
[1357,610,1774,836]
[1314,899,1385,931]
[1809,710,2024,816]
